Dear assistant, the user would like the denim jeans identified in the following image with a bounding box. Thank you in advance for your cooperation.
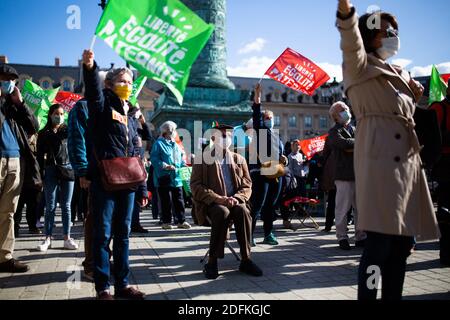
[250,171,282,237]
[91,179,135,293]
[358,231,414,300]
[43,165,74,237]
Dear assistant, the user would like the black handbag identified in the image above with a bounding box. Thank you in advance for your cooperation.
[49,144,75,181]
[55,164,75,181]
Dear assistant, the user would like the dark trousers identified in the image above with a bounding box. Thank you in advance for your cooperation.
[91,180,134,293]
[437,180,450,262]
[250,171,282,237]
[358,231,414,300]
[325,189,336,230]
[131,191,142,228]
[158,186,185,224]
[151,188,159,219]
[208,204,252,260]
[294,176,307,197]
[14,187,42,231]
[82,189,94,273]
[71,179,88,222]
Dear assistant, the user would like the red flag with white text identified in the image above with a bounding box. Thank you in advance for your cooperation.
[54,92,83,113]
[265,48,330,96]
[299,134,328,160]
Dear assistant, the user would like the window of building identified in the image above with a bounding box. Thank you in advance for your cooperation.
[304,115,312,129]
[319,116,328,129]
[274,115,281,127]
[288,115,297,128]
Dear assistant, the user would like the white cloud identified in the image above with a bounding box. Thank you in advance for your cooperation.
[238,38,267,55]
[392,58,413,68]
[410,62,450,77]
[317,62,343,82]
[227,56,274,78]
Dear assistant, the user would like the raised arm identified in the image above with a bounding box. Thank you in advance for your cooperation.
[82,50,105,115]
[336,0,367,81]
[252,83,263,130]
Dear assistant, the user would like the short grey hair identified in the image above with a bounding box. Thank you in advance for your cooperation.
[160,121,177,134]
[329,101,349,119]
[105,67,133,83]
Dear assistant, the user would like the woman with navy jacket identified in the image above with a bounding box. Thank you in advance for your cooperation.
[82,49,148,300]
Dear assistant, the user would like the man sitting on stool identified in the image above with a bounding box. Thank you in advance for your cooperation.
[190,123,263,279]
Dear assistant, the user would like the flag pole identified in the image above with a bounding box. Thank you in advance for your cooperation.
[258,75,264,84]
[89,35,97,51]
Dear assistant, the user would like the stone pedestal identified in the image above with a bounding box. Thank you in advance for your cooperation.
[150,0,251,146]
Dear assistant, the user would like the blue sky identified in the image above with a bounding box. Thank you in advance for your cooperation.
[1,0,449,81]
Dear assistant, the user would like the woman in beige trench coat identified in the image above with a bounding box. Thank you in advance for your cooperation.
[336,0,440,300]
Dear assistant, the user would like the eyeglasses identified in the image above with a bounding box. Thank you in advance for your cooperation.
[381,27,399,38]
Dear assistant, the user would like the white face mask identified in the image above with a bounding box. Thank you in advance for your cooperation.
[376,36,400,61]
[339,110,352,125]
[51,115,65,126]
[0,81,15,95]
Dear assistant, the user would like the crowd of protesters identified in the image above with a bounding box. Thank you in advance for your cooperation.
[0,0,448,302]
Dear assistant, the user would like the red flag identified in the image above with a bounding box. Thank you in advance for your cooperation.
[299,134,328,160]
[441,73,450,84]
[54,92,83,113]
[265,48,330,96]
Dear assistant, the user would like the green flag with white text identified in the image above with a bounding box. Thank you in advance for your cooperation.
[429,65,448,105]
[21,80,59,130]
[129,75,147,106]
[95,0,214,105]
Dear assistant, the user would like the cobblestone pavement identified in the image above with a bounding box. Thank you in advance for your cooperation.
[1,209,449,300]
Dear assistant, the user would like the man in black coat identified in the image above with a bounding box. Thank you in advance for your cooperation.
[0,64,40,273]
[328,101,366,250]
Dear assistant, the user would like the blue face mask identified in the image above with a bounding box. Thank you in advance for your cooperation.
[339,111,351,124]
[0,81,15,95]
[264,119,274,129]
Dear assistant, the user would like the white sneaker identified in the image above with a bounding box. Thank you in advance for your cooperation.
[37,238,51,252]
[177,221,191,229]
[64,238,79,250]
[161,224,173,230]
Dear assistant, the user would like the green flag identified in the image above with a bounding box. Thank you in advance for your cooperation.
[129,75,147,106]
[429,65,448,105]
[95,0,214,105]
[21,80,59,129]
